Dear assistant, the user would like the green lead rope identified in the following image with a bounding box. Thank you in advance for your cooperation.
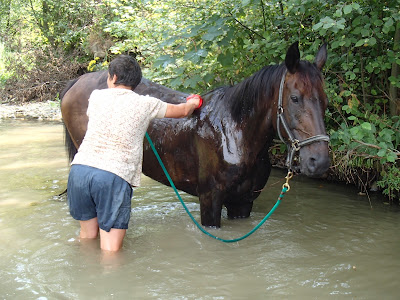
[145,132,287,243]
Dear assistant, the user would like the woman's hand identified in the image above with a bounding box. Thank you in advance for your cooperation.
[186,94,203,109]
[165,94,203,118]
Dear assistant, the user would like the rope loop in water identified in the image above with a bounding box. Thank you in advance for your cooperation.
[145,132,288,243]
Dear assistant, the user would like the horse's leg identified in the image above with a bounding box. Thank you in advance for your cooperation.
[225,150,271,219]
[225,201,254,219]
[198,188,224,227]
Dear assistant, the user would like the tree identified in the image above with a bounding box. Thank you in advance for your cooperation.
[389,23,400,116]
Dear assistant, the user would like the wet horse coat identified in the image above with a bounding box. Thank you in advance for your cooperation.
[61,42,330,227]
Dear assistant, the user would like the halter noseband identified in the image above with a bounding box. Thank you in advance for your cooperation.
[276,70,330,170]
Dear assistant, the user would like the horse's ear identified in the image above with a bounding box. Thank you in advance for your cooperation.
[315,43,327,70]
[285,41,300,74]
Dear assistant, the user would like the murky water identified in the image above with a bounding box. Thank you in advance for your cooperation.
[0,119,399,299]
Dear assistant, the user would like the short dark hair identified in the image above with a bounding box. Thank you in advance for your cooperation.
[108,55,142,90]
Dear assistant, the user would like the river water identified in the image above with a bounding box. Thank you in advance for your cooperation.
[0,119,399,299]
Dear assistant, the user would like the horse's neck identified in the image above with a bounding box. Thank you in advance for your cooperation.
[228,92,276,143]
[243,102,275,149]
[206,95,275,165]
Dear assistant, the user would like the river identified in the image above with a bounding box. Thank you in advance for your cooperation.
[0,119,399,299]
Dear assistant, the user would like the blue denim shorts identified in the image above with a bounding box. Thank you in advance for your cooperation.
[67,164,133,232]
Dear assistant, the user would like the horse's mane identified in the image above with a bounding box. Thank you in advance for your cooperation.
[224,64,285,123]
[208,61,324,123]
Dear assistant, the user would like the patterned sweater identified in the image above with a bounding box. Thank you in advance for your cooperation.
[71,88,168,186]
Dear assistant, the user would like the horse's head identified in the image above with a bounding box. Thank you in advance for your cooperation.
[277,42,330,177]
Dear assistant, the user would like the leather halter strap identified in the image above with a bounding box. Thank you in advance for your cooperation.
[276,70,330,170]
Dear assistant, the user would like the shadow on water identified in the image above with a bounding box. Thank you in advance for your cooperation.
[0,119,399,299]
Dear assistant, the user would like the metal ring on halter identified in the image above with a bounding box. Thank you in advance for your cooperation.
[292,139,301,151]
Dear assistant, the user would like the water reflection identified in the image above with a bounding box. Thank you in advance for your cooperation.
[0,120,399,299]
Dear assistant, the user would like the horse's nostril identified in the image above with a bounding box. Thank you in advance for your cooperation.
[306,155,330,177]
[308,157,317,171]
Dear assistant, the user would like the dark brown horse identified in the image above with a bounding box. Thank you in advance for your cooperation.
[61,42,330,227]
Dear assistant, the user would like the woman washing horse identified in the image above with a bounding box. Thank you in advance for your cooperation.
[66,55,202,252]
[62,42,330,235]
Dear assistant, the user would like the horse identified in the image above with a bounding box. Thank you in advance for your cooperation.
[61,41,330,228]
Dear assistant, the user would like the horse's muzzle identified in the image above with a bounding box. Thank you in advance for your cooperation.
[299,150,330,177]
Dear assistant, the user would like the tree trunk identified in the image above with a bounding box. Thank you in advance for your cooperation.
[389,22,400,117]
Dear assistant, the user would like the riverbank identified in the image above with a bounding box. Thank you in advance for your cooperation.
[0,100,62,121]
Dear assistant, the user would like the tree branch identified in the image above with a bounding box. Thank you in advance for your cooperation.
[228,12,264,40]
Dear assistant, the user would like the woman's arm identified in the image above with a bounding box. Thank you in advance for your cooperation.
[164,95,202,118]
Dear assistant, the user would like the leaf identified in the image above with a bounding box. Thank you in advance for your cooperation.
[184,50,208,64]
[203,73,214,83]
[368,37,377,46]
[377,149,387,157]
[331,40,340,49]
[154,55,176,68]
[336,18,346,30]
[361,28,370,37]
[378,128,395,142]
[217,52,233,67]
[184,74,203,89]
[202,26,223,41]
[343,5,352,15]
[350,126,360,135]
[334,9,342,18]
[378,142,389,150]
[313,22,323,30]
[361,122,372,131]
[386,152,397,163]
[355,39,366,47]
[169,77,183,88]
[383,17,394,33]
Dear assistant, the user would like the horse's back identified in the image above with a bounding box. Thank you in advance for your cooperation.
[136,78,188,104]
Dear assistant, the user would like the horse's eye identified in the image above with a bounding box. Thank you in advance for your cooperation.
[290,95,299,103]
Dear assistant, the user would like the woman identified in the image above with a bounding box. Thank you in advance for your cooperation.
[67,55,202,251]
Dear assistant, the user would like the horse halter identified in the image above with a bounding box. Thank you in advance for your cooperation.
[276,70,330,171]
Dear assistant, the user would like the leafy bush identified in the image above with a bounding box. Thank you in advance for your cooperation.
[327,90,400,200]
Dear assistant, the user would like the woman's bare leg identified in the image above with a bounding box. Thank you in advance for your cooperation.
[79,217,99,239]
[99,228,126,251]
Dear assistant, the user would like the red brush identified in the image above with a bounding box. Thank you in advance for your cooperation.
[186,94,203,109]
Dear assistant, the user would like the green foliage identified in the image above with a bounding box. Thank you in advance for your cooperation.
[377,165,400,201]
[328,93,400,161]
[329,97,400,163]
[0,41,12,86]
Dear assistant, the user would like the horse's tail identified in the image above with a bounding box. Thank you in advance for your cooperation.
[60,78,80,162]
[64,123,77,163]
